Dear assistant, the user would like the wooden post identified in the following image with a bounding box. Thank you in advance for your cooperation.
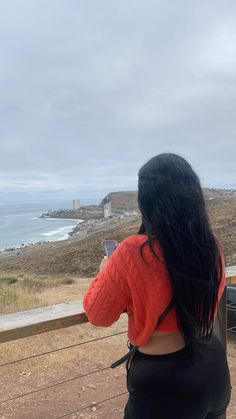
[214,288,227,351]
[213,289,227,419]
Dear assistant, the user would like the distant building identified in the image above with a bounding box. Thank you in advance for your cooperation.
[73,199,81,210]
[124,211,138,217]
[104,200,112,218]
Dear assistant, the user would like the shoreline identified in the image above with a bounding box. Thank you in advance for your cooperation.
[40,217,84,222]
[0,217,84,254]
[0,215,139,261]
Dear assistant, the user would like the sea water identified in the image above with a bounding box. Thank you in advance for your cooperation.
[0,202,82,251]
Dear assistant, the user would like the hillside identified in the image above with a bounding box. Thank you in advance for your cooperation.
[101,188,236,213]
[0,194,236,277]
[100,191,138,212]
[0,188,235,277]
[207,196,236,266]
[40,188,236,219]
[0,221,140,277]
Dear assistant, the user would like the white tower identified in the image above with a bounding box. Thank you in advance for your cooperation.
[104,201,112,218]
[73,199,81,210]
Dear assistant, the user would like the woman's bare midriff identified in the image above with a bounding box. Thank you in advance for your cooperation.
[138,331,186,355]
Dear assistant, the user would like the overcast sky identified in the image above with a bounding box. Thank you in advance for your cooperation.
[0,0,236,203]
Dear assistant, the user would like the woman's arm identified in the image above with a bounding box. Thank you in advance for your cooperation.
[83,241,130,327]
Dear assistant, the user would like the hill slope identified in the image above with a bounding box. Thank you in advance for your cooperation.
[0,188,235,277]
[0,194,236,277]
[100,191,138,212]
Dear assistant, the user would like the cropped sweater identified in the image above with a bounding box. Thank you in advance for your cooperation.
[83,235,226,346]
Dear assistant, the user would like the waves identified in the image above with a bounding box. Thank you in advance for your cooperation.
[0,202,82,250]
[41,225,77,239]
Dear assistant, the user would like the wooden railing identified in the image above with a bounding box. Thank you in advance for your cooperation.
[0,300,88,344]
[0,267,235,344]
[0,266,235,418]
[226,265,236,285]
[0,304,128,417]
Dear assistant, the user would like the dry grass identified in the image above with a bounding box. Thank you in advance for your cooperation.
[207,197,236,266]
[0,274,82,315]
[0,275,19,285]
[0,283,39,314]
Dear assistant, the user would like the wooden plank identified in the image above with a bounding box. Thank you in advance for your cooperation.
[226,266,236,277]
[0,300,88,343]
[226,265,236,285]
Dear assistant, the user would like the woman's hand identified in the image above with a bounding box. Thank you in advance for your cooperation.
[99,256,108,272]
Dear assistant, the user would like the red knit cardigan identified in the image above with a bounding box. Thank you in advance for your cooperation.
[83,235,226,346]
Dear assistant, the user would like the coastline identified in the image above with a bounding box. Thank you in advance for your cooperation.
[2,187,235,262]
[0,215,139,261]
[0,217,83,254]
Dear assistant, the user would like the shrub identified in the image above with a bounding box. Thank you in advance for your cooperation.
[0,276,18,285]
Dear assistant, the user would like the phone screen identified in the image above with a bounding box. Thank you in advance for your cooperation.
[103,240,118,258]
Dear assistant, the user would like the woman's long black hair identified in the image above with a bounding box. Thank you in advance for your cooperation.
[138,153,223,349]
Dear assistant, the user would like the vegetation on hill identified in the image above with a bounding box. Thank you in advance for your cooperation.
[0,189,235,279]
[101,188,236,213]
[0,221,140,277]
[100,191,138,212]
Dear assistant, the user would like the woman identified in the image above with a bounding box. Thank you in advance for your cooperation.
[83,153,231,419]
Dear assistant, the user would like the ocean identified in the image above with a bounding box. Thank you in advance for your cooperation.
[0,202,82,251]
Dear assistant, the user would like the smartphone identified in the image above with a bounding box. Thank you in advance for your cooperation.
[103,240,118,258]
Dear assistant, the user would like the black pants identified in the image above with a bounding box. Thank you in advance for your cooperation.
[124,335,231,419]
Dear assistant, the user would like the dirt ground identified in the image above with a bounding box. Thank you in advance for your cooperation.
[0,279,236,419]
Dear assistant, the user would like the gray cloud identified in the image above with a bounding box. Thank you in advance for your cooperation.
[0,0,236,202]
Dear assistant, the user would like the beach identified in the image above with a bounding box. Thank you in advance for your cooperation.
[0,201,82,251]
